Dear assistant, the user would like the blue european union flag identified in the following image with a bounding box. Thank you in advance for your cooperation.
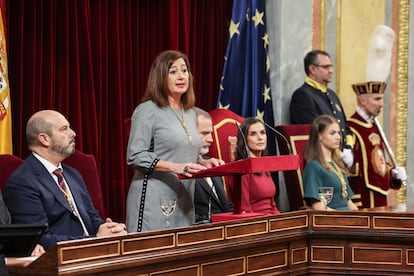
[217,0,275,155]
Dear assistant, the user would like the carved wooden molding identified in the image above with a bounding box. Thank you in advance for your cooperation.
[9,209,414,275]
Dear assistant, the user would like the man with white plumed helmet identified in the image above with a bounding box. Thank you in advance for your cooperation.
[347,25,407,209]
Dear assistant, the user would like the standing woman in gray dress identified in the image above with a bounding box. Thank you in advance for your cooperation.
[126,50,219,232]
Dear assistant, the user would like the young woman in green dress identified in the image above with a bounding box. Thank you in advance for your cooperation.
[302,115,358,211]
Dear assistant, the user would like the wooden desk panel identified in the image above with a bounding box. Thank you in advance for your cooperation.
[8,208,414,275]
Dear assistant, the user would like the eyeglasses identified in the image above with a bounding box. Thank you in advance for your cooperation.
[314,64,334,69]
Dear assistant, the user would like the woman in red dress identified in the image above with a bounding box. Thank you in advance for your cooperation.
[232,117,280,214]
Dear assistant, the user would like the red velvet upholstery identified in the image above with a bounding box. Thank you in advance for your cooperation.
[0,154,24,190]
[275,124,311,211]
[209,109,245,163]
[63,150,106,217]
[209,109,244,198]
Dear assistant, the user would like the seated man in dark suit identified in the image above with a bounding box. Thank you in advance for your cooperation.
[4,110,127,250]
[0,192,10,226]
[0,192,44,275]
[194,108,232,223]
[1,190,45,254]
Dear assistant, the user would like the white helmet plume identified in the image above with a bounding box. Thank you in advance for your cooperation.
[366,25,395,82]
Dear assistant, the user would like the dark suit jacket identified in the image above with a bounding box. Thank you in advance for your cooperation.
[4,154,104,250]
[194,176,233,222]
[0,192,10,225]
[290,82,352,148]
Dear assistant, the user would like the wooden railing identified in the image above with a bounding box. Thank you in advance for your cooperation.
[8,205,414,275]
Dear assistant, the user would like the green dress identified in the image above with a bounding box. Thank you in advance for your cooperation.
[302,160,354,210]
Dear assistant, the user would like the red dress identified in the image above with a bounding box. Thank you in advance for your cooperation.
[238,173,280,214]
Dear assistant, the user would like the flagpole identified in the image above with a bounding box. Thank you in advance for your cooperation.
[374,117,406,186]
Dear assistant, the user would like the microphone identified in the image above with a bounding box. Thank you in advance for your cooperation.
[208,195,212,223]
[234,122,251,158]
[263,122,292,155]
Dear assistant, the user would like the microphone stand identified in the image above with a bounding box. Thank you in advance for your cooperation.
[263,122,292,155]
[208,196,212,223]
[235,122,251,158]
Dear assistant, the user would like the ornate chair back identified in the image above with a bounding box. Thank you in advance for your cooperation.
[209,109,245,164]
[275,124,311,211]
[0,154,24,190]
[63,150,106,217]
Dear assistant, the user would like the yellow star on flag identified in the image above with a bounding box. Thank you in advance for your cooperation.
[266,54,270,73]
[252,9,264,27]
[263,85,271,103]
[218,102,230,109]
[262,33,269,48]
[229,20,240,39]
[219,76,225,91]
[256,109,264,121]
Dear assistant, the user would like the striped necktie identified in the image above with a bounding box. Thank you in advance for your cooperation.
[53,169,74,212]
[53,169,89,236]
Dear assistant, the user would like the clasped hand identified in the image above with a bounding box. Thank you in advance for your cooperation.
[97,218,128,237]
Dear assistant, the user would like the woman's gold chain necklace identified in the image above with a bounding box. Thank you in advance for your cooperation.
[329,162,348,199]
[170,105,194,145]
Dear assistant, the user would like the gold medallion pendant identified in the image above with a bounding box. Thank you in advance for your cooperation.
[170,105,194,145]
[330,161,348,199]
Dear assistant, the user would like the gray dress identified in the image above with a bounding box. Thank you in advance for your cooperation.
[126,101,201,232]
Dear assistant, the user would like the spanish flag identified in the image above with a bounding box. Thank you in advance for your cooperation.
[0,6,12,154]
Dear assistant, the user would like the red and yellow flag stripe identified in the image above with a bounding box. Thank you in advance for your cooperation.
[0,7,12,154]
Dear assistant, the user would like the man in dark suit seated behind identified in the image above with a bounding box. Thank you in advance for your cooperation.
[194,108,232,223]
[4,110,127,250]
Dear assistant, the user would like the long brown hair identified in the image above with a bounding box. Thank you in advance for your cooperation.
[235,117,269,176]
[304,115,346,171]
[235,117,268,160]
[142,50,196,109]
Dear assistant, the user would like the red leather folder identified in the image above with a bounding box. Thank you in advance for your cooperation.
[180,155,298,178]
[181,155,299,216]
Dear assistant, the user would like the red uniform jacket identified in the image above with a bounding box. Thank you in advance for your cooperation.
[348,113,401,208]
